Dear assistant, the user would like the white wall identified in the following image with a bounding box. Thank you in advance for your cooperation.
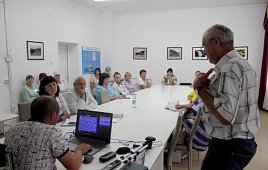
[0,1,11,114]
[115,4,266,85]
[0,0,102,114]
[100,12,117,73]
[0,2,266,114]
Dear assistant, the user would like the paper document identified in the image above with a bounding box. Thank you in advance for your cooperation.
[165,102,180,112]
[113,113,123,123]
[61,119,76,127]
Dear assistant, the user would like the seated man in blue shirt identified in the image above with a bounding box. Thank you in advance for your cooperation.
[4,96,92,169]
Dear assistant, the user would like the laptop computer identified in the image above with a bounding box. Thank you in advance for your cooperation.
[67,109,113,155]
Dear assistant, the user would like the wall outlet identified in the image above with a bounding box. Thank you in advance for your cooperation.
[5,57,13,62]
[4,78,9,84]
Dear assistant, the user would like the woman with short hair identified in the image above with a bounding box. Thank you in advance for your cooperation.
[21,75,39,102]
[122,72,135,94]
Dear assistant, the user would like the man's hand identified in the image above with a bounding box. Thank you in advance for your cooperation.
[193,68,214,89]
[62,112,70,121]
[74,84,85,100]
[117,95,124,99]
[75,143,92,155]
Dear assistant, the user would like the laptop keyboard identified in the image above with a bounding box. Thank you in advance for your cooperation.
[68,138,105,148]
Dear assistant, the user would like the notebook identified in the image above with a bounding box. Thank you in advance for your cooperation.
[67,109,113,155]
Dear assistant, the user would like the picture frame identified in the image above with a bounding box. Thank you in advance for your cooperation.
[133,47,147,60]
[27,41,44,60]
[167,47,182,60]
[235,46,248,60]
[192,47,207,60]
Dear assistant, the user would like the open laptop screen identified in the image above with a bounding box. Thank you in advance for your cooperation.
[75,109,113,143]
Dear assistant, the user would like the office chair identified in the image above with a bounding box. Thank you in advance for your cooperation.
[165,109,183,170]
[18,101,32,122]
[0,143,14,170]
[100,90,111,104]
[174,107,202,170]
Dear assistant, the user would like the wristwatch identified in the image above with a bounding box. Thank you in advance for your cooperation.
[195,85,206,95]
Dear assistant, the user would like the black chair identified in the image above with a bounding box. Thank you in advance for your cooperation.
[0,143,14,169]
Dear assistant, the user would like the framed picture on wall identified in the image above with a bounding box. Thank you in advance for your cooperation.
[27,41,44,60]
[167,47,182,60]
[235,46,248,60]
[133,47,147,60]
[192,47,207,60]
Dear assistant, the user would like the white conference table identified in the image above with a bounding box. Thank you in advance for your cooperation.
[0,113,19,135]
[56,85,193,170]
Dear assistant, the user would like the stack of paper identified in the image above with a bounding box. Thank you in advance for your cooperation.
[113,113,123,123]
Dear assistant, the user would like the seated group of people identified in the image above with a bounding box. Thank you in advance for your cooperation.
[8,67,180,169]
[7,67,212,169]
[19,67,154,121]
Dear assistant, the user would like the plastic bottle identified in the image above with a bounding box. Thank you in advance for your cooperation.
[161,80,164,92]
[132,93,136,108]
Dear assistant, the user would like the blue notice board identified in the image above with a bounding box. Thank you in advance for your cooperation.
[82,46,101,74]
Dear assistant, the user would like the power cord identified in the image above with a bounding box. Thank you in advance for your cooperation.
[64,131,75,140]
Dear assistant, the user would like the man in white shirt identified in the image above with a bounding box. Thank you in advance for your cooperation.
[135,69,151,91]
[193,24,260,170]
[64,76,98,115]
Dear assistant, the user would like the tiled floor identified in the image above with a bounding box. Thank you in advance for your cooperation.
[173,110,268,170]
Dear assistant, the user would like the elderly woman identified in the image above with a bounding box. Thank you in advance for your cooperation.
[53,71,69,94]
[94,73,124,105]
[112,72,129,96]
[21,75,39,102]
[39,76,70,122]
[90,68,101,95]
[105,66,114,85]
[162,68,177,85]
[122,72,135,94]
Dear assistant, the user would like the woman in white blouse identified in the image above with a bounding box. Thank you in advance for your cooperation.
[53,71,69,95]
[90,68,101,95]
[112,72,129,96]
[39,76,70,122]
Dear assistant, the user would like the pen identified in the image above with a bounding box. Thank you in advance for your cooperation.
[62,120,66,125]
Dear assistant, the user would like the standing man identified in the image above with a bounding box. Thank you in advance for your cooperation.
[4,96,91,169]
[193,24,260,169]
[135,69,151,91]
[64,76,98,115]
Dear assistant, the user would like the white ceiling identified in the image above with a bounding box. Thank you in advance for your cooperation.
[71,0,267,14]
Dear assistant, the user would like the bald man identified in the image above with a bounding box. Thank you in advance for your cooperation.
[64,76,98,115]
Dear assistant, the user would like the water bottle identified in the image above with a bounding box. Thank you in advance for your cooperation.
[132,93,136,108]
[161,80,164,92]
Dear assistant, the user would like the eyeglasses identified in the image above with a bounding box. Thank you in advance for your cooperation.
[202,38,214,48]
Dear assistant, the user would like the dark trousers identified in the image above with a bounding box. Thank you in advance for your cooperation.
[201,137,257,170]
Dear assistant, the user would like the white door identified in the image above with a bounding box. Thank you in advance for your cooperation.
[58,45,69,84]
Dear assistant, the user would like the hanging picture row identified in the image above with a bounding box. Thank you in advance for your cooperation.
[132,46,248,60]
